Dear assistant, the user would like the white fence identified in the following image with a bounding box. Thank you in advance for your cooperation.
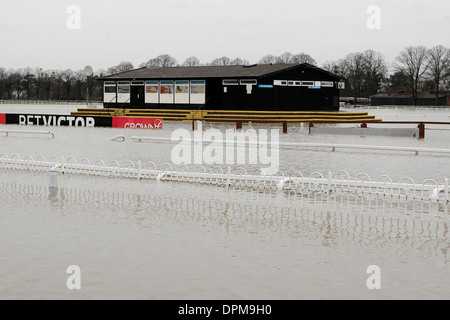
[0,100,102,106]
[0,153,448,217]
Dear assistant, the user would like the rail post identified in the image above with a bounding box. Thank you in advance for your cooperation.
[236,121,242,131]
[418,123,425,139]
[309,122,314,135]
[361,123,367,128]
[445,178,449,215]
[137,161,142,181]
[283,122,288,134]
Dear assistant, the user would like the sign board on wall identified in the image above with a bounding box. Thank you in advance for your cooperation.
[0,114,163,130]
[112,117,163,129]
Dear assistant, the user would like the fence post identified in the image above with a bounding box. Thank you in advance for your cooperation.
[226,166,231,190]
[283,122,288,134]
[445,178,449,215]
[236,121,242,131]
[60,156,65,174]
[137,161,142,181]
[418,123,425,139]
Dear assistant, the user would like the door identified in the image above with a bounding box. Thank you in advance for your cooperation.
[131,85,145,109]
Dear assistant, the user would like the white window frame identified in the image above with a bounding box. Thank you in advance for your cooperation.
[117,81,131,103]
[223,79,239,86]
[240,79,257,85]
[302,81,315,87]
[321,81,334,88]
[145,81,159,104]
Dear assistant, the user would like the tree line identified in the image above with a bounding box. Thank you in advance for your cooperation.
[0,47,448,105]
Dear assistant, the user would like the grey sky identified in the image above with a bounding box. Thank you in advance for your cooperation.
[0,0,449,71]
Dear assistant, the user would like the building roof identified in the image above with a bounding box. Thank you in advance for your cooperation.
[99,63,346,81]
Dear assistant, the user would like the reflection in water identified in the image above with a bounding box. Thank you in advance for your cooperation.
[0,171,448,264]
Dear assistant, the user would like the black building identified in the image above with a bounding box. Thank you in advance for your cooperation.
[98,63,346,111]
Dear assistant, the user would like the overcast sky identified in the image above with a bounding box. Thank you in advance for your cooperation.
[0,0,449,71]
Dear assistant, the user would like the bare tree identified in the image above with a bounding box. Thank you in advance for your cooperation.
[291,53,316,65]
[73,70,86,100]
[322,61,341,75]
[0,67,6,99]
[10,69,26,99]
[230,58,250,66]
[363,50,388,96]
[426,45,450,105]
[183,56,201,67]
[141,54,178,68]
[43,70,54,100]
[23,67,35,100]
[62,69,74,100]
[35,67,45,100]
[340,53,366,104]
[394,45,429,105]
[277,52,294,64]
[53,70,65,100]
[4,69,14,99]
[210,57,232,66]
[259,54,278,64]
[117,61,134,72]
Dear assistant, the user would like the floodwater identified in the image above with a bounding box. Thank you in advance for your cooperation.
[0,105,449,300]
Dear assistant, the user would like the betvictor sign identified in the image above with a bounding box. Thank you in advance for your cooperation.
[0,114,163,130]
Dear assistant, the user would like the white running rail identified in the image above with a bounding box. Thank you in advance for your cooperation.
[0,129,55,138]
[0,154,448,209]
[131,136,450,156]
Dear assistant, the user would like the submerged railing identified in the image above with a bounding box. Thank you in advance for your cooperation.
[0,153,448,212]
[0,129,55,138]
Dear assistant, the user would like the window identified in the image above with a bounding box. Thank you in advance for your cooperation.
[104,85,116,93]
[190,80,206,104]
[302,81,314,87]
[191,81,205,94]
[160,81,174,94]
[118,82,130,93]
[240,79,257,85]
[288,81,295,86]
[223,79,239,85]
[175,81,189,94]
[145,81,159,104]
[295,81,302,86]
[321,81,334,88]
[175,80,190,104]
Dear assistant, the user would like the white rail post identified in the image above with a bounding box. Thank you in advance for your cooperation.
[60,156,65,174]
[445,178,449,215]
[226,166,231,190]
[137,161,142,181]
[328,172,333,192]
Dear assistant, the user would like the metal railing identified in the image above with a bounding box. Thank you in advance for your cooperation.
[0,129,55,138]
[0,154,448,211]
[130,136,450,156]
[0,100,102,106]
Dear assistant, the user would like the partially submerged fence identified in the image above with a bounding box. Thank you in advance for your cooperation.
[0,153,448,217]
